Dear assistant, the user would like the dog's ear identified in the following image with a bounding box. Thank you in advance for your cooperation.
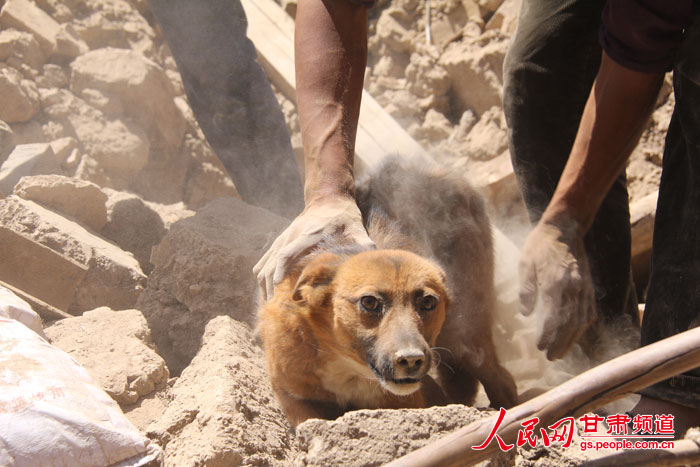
[292,253,343,305]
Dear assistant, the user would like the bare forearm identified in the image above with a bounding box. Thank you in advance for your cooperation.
[541,51,664,233]
[295,0,368,205]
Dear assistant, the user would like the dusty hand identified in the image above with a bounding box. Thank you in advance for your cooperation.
[519,221,595,360]
[253,196,374,300]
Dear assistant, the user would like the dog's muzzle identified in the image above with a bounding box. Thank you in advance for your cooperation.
[369,347,430,396]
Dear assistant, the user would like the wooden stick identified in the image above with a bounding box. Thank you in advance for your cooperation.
[386,326,700,467]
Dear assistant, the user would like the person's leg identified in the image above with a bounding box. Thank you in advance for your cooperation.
[503,0,638,339]
[147,0,304,218]
[637,14,700,426]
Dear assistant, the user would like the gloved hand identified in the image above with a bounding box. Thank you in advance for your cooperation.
[519,221,596,360]
[254,195,374,300]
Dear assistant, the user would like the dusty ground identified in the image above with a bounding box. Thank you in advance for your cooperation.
[0,0,678,465]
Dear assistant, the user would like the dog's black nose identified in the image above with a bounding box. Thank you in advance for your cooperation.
[395,349,425,373]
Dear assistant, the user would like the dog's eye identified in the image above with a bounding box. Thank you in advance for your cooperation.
[420,295,438,312]
[360,295,382,313]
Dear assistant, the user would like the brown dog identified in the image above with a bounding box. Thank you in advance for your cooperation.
[258,157,517,426]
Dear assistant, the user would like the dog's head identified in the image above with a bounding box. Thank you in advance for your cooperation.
[293,249,449,396]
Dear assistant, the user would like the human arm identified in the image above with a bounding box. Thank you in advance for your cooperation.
[254,0,374,299]
[519,50,664,360]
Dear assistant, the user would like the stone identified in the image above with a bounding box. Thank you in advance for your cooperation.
[296,406,513,466]
[147,316,296,466]
[0,29,44,72]
[8,120,45,145]
[0,225,87,313]
[430,1,483,49]
[33,0,73,23]
[375,8,413,54]
[412,108,452,141]
[478,0,506,19]
[0,196,146,314]
[0,0,61,56]
[439,34,509,116]
[100,189,166,274]
[70,0,156,55]
[77,88,124,117]
[0,120,14,166]
[406,53,451,98]
[136,197,288,374]
[0,143,59,195]
[14,175,109,232]
[48,136,79,166]
[0,65,40,123]
[45,307,169,405]
[485,0,522,36]
[36,63,69,89]
[449,109,478,143]
[70,47,186,151]
[41,89,150,180]
[463,106,509,160]
[54,23,88,59]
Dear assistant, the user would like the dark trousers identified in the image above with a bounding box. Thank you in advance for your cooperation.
[503,0,700,407]
[147,0,304,218]
[641,15,700,408]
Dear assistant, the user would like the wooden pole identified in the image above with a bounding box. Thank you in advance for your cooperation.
[386,326,700,467]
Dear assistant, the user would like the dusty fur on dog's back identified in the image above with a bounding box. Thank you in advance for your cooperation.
[258,157,517,426]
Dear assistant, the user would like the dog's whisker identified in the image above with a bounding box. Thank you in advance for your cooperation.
[431,346,455,359]
[430,348,455,373]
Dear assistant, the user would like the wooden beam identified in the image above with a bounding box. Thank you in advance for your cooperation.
[241,0,427,172]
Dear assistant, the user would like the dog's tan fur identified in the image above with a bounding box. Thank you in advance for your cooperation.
[258,158,517,426]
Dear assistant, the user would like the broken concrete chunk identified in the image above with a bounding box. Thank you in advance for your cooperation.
[14,174,108,231]
[0,225,87,313]
[70,47,185,151]
[0,143,59,195]
[463,105,509,161]
[41,89,150,180]
[0,29,45,72]
[48,136,78,164]
[101,189,166,274]
[54,23,88,59]
[478,0,506,19]
[147,315,296,466]
[439,35,508,116]
[0,0,61,56]
[485,0,521,35]
[376,8,413,54]
[0,196,146,314]
[36,63,68,89]
[137,197,288,374]
[45,307,169,405]
[0,120,14,166]
[0,65,40,123]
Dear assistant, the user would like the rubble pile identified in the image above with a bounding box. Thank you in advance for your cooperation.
[0,0,672,465]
